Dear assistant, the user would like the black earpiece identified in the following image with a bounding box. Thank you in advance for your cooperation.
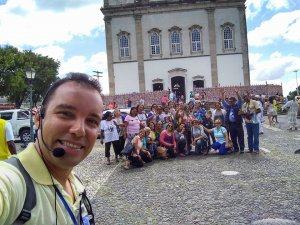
[39,107,45,119]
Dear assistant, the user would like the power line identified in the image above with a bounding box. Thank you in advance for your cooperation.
[93,70,103,82]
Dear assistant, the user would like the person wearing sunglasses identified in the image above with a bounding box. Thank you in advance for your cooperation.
[202,119,231,155]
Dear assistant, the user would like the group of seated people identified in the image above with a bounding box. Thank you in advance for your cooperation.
[100,99,233,170]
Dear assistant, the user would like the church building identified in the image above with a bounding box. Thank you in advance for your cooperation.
[101,0,250,100]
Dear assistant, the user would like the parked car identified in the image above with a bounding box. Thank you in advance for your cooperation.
[0,109,31,142]
[102,108,131,118]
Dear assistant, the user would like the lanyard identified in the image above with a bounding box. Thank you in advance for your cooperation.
[54,185,79,225]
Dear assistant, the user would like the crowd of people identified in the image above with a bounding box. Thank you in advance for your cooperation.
[102,84,283,109]
[100,88,297,170]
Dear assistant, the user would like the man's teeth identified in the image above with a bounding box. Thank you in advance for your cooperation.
[62,141,81,149]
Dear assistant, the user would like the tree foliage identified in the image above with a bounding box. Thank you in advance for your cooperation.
[0,45,60,108]
[288,86,300,99]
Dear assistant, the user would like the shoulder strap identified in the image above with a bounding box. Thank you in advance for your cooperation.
[5,157,36,225]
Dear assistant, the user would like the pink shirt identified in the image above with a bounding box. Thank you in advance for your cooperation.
[125,115,140,135]
[161,96,168,103]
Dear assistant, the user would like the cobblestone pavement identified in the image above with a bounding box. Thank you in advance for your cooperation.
[72,115,299,225]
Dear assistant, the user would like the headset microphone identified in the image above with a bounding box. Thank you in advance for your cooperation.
[52,148,65,157]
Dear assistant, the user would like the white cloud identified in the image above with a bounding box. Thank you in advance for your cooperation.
[246,0,267,19]
[249,52,300,95]
[34,45,65,62]
[58,52,109,94]
[248,10,300,46]
[0,0,104,47]
[246,0,291,20]
[266,0,289,10]
[35,0,103,11]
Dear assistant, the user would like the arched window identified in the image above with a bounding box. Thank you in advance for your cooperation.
[120,35,129,57]
[221,23,235,52]
[189,25,203,53]
[223,27,233,49]
[117,31,130,59]
[168,26,182,55]
[191,29,201,52]
[150,32,160,55]
[171,31,181,54]
[148,28,162,57]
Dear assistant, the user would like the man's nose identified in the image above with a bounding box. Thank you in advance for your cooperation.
[70,119,86,136]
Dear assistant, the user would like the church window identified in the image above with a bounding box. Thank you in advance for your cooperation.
[147,28,162,57]
[221,23,235,52]
[171,31,181,54]
[189,25,203,54]
[168,26,182,55]
[117,31,131,59]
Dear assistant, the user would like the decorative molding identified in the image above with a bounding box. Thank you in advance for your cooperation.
[168,26,182,32]
[134,14,142,20]
[117,30,130,36]
[148,28,162,34]
[188,24,202,31]
[192,75,204,80]
[104,16,112,22]
[152,78,164,83]
[168,68,187,73]
[221,22,235,28]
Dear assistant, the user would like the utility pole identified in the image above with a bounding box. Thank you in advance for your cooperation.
[93,70,103,83]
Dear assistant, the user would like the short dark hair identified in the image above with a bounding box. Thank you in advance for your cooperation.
[40,73,102,117]
[42,72,101,107]
[229,97,236,102]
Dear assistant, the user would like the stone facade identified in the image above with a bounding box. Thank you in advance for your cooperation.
[101,0,250,100]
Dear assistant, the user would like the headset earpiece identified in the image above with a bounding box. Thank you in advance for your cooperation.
[39,107,45,119]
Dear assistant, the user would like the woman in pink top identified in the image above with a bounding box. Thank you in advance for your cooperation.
[124,107,140,142]
[160,123,177,158]
[127,129,152,168]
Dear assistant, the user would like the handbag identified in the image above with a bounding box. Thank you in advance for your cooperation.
[157,146,168,159]
[121,141,134,156]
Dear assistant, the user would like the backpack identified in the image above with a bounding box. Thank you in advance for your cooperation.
[5,157,95,225]
[5,157,36,225]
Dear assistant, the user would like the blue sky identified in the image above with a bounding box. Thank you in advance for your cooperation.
[0,0,299,96]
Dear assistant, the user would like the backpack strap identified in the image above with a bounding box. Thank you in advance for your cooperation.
[5,157,36,225]
[74,174,95,225]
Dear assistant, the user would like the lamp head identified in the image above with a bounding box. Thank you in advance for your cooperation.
[26,68,36,80]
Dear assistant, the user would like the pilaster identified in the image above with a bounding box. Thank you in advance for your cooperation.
[104,16,115,95]
[206,8,218,87]
[134,14,146,92]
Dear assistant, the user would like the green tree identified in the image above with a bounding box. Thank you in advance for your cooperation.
[0,45,60,108]
[288,86,300,99]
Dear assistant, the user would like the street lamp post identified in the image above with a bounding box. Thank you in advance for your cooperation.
[294,70,299,96]
[26,68,36,143]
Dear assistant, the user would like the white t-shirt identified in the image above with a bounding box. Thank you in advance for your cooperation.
[5,121,14,141]
[100,119,119,143]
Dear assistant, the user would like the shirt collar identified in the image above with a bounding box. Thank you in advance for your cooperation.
[18,143,85,193]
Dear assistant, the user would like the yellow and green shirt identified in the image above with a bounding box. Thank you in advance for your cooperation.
[0,119,10,161]
[0,144,89,225]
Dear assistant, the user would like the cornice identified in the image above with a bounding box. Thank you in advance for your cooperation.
[101,1,246,17]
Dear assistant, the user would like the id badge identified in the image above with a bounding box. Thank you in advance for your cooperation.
[82,215,90,225]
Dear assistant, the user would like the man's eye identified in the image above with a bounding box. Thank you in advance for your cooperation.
[59,111,73,117]
[87,119,99,127]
